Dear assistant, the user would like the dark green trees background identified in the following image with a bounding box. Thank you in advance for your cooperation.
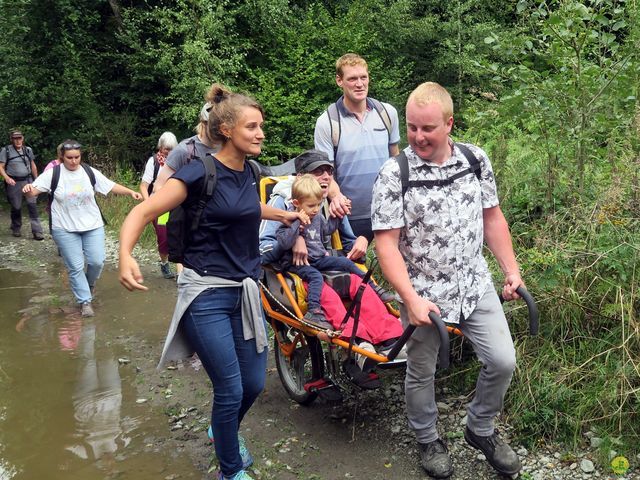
[1,0,638,461]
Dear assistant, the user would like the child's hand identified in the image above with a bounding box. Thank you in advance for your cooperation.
[297,210,310,225]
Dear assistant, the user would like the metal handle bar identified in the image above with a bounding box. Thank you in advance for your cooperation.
[498,286,539,336]
[385,312,449,369]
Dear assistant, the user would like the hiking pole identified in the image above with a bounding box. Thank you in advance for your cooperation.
[498,286,539,336]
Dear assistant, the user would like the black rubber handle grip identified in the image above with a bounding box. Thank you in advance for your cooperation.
[499,285,539,336]
[385,312,449,368]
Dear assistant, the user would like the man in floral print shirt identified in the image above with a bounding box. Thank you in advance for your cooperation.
[371,82,523,479]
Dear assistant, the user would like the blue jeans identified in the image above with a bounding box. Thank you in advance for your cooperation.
[182,287,267,477]
[52,227,105,304]
[289,256,367,311]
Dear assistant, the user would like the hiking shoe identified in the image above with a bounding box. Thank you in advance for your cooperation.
[371,283,395,303]
[160,262,175,279]
[464,427,521,476]
[216,469,254,480]
[33,232,44,241]
[12,230,21,238]
[207,426,254,469]
[302,309,333,330]
[418,438,453,478]
[81,302,95,317]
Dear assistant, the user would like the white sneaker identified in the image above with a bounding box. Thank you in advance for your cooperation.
[355,341,376,370]
[81,302,94,317]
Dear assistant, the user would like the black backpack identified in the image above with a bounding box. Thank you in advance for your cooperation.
[166,154,260,264]
[48,163,107,232]
[146,153,161,196]
[396,142,482,198]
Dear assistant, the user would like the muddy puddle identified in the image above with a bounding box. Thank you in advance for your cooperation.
[0,265,202,480]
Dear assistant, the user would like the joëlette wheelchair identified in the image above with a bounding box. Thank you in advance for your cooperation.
[257,173,539,405]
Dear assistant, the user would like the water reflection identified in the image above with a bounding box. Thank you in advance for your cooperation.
[0,267,199,480]
[64,321,136,471]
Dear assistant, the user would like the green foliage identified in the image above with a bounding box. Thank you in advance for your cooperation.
[471,0,638,201]
[0,0,639,461]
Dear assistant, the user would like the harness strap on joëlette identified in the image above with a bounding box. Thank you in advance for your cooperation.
[340,263,375,361]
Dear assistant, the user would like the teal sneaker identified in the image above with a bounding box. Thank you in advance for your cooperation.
[216,469,253,480]
[208,426,254,469]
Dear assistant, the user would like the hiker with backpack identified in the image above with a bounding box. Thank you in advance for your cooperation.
[0,130,45,240]
[314,53,401,242]
[372,82,524,479]
[151,89,221,193]
[139,131,178,279]
[22,140,142,317]
[118,84,306,480]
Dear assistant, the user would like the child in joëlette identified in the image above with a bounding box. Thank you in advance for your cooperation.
[275,174,393,330]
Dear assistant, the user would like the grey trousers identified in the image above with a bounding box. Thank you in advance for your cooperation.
[403,287,516,444]
[6,179,43,234]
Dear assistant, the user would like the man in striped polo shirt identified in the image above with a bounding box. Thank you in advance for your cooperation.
[314,53,400,242]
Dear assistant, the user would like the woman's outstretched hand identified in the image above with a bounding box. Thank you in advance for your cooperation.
[119,254,148,291]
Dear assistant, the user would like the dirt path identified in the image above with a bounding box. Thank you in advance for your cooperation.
[0,204,630,480]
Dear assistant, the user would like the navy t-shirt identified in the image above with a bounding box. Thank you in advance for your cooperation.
[172,157,261,281]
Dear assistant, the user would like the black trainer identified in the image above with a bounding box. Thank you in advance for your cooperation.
[302,309,333,330]
[464,427,521,476]
[418,438,453,478]
[371,284,395,303]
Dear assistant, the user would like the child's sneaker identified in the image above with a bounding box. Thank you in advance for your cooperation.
[302,309,333,330]
[370,284,395,303]
[208,426,254,469]
[216,469,254,480]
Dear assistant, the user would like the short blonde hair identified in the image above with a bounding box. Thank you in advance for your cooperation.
[336,53,368,78]
[292,174,323,202]
[407,82,454,121]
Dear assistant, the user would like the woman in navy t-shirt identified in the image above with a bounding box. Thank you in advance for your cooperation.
[119,84,305,480]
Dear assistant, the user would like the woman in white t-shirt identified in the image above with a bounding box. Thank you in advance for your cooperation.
[23,140,142,317]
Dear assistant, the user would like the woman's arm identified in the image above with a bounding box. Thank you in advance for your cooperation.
[119,179,186,291]
[22,183,43,198]
[111,183,143,200]
[261,203,309,226]
[139,181,150,200]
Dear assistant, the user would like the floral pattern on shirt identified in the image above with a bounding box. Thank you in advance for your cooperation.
[371,142,499,324]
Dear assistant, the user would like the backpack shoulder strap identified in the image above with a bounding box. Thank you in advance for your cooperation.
[246,158,261,193]
[48,165,62,232]
[80,163,97,187]
[369,98,393,139]
[152,154,160,182]
[186,138,198,163]
[50,164,62,195]
[326,102,341,161]
[189,154,217,232]
[80,163,108,225]
[454,142,482,181]
[395,151,409,198]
